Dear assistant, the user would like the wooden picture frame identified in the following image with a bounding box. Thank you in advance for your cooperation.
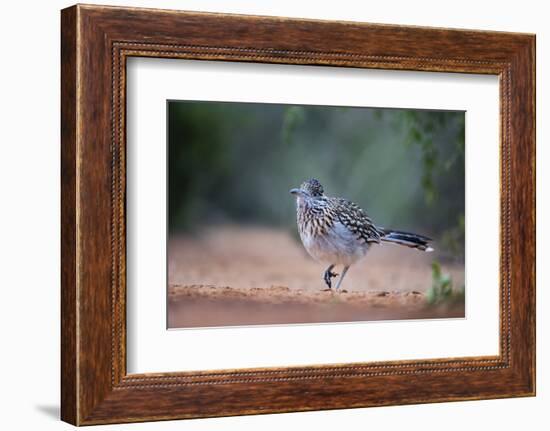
[61,4,535,425]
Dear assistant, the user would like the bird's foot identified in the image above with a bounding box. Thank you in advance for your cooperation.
[323,268,339,289]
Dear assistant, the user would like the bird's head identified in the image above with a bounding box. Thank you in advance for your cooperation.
[290,178,325,202]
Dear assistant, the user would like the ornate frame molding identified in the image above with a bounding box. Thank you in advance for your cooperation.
[61,5,535,425]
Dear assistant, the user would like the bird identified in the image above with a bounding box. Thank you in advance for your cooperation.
[290,178,433,291]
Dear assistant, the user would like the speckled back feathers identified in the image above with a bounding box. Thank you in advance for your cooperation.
[296,184,382,245]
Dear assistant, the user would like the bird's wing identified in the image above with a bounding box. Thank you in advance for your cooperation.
[332,197,383,244]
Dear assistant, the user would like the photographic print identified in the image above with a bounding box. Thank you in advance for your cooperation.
[167,101,465,329]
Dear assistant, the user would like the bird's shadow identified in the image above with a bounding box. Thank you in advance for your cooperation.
[35,404,59,420]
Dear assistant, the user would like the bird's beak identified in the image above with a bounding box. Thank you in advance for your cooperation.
[289,188,302,196]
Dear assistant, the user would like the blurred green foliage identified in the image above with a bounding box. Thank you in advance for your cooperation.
[399,110,465,258]
[168,101,465,259]
[426,261,465,306]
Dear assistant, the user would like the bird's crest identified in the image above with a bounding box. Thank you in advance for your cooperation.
[301,178,324,197]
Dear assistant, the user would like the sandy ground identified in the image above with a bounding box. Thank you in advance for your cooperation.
[168,226,464,328]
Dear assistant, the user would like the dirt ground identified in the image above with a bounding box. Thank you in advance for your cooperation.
[168,226,465,328]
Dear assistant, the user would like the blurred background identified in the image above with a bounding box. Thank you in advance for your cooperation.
[168,101,465,259]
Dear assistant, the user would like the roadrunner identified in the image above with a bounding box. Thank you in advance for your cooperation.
[290,179,433,291]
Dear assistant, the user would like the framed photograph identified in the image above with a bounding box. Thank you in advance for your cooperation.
[61,4,535,425]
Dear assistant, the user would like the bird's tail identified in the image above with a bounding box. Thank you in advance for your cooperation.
[380,229,434,252]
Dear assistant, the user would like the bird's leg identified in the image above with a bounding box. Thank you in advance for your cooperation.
[323,264,338,289]
[333,265,350,291]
